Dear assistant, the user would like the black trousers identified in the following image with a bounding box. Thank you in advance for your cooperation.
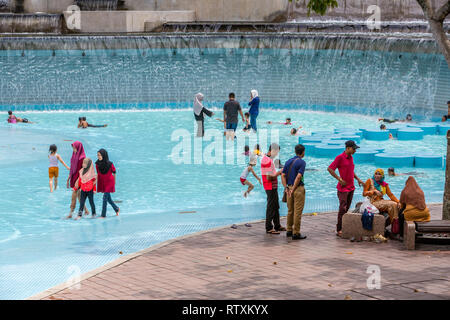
[265,189,281,231]
[78,190,96,216]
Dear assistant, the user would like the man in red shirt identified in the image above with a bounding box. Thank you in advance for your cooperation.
[327,140,364,237]
[261,143,286,234]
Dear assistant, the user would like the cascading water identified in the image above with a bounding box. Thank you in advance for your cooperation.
[160,21,450,34]
[75,0,119,11]
[0,13,62,33]
[0,34,448,119]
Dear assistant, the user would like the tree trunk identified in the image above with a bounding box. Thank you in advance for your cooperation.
[428,17,450,68]
[444,131,450,220]
[417,0,450,68]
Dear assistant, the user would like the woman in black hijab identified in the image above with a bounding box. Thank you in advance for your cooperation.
[95,149,120,218]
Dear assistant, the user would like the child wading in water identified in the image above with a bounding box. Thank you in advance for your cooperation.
[240,155,262,197]
[96,149,120,218]
[48,144,69,192]
[73,158,97,220]
[243,112,252,132]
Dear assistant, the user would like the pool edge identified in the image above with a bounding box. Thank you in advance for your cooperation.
[26,204,443,300]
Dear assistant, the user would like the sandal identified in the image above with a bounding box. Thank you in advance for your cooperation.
[266,229,280,234]
[276,227,287,232]
[336,231,343,237]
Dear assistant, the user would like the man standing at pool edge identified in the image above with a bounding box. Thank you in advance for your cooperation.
[327,140,364,237]
[282,144,307,240]
[261,143,286,234]
[224,92,244,138]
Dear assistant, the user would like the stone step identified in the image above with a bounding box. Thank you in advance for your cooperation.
[63,10,196,33]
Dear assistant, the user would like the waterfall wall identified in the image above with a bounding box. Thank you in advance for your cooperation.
[0,34,448,119]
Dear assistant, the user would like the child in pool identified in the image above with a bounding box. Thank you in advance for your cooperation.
[240,155,262,197]
[290,126,305,136]
[380,124,394,139]
[274,159,284,170]
[253,144,262,156]
[243,145,250,156]
[73,158,97,220]
[48,144,70,192]
[215,118,227,136]
[243,112,252,132]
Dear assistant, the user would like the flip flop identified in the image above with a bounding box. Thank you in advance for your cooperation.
[276,227,287,232]
[245,223,252,227]
[266,229,280,234]
[231,224,238,229]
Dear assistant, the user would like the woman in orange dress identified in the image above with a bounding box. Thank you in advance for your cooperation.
[363,168,401,224]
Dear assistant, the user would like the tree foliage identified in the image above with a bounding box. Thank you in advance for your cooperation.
[289,0,338,16]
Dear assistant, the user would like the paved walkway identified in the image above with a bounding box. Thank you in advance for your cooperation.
[38,204,450,300]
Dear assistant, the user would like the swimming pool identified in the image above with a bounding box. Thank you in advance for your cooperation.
[0,45,448,299]
[0,108,446,299]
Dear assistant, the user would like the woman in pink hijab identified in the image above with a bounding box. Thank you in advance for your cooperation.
[66,141,89,218]
[73,158,97,220]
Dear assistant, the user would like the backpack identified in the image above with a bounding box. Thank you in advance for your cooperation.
[361,209,374,231]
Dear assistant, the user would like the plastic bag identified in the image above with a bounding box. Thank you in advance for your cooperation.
[359,197,379,214]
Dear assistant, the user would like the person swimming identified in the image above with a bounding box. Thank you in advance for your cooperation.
[379,114,413,123]
[267,117,292,125]
[7,110,32,124]
[290,126,304,136]
[78,116,107,128]
[387,167,425,177]
[380,124,394,139]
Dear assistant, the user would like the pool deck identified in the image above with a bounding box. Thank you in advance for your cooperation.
[33,204,450,300]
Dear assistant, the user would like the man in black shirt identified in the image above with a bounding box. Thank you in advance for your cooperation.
[442,101,450,122]
[223,92,245,139]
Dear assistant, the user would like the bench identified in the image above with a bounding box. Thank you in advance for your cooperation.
[404,220,450,250]
[342,212,386,239]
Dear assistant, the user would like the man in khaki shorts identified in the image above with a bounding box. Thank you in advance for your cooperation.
[281,144,307,240]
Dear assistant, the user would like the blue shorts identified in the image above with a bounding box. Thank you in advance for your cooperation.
[226,122,238,131]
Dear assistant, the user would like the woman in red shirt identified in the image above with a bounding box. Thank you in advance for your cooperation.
[96,149,120,218]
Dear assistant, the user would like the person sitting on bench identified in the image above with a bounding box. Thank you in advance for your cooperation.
[363,168,401,226]
[398,176,431,235]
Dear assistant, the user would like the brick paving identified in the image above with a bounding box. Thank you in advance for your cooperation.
[40,204,450,300]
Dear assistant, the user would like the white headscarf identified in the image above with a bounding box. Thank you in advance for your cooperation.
[251,90,259,99]
[194,93,204,116]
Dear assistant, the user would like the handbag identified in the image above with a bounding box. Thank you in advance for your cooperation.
[391,218,400,234]
[282,158,299,203]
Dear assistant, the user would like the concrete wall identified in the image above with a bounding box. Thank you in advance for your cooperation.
[290,0,449,21]
[63,10,196,32]
[21,0,450,21]
[125,0,289,21]
[24,0,73,13]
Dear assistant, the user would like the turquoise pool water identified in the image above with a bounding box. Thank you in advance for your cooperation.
[0,108,446,299]
[0,46,447,299]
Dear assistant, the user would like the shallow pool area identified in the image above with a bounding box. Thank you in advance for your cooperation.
[0,108,446,299]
